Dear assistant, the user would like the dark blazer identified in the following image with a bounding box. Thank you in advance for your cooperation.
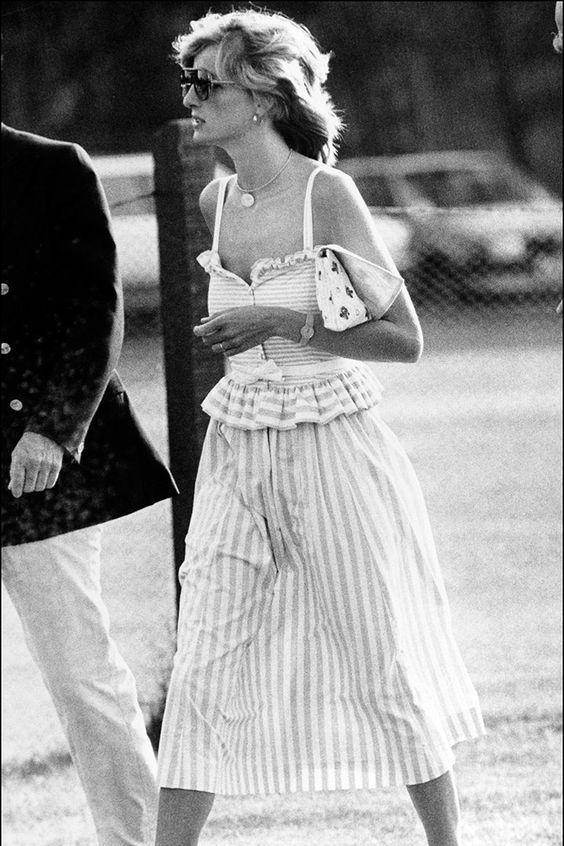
[1,124,178,546]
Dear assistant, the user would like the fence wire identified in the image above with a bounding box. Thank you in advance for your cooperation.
[105,191,563,337]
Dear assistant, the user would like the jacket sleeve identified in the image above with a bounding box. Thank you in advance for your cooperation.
[24,144,124,460]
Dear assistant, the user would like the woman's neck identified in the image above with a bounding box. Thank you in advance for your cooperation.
[225,134,292,190]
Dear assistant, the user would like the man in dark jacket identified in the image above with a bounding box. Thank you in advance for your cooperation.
[1,123,178,845]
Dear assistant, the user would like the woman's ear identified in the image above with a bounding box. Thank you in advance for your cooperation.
[251,92,275,121]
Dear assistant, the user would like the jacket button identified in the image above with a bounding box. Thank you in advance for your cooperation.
[10,399,23,411]
[1,283,8,295]
[2,343,11,354]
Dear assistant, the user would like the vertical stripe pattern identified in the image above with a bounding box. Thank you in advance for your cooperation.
[157,409,485,794]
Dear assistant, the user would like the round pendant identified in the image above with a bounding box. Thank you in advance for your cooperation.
[240,192,255,208]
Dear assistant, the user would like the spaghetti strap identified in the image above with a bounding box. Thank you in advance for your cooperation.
[302,165,326,250]
[214,168,322,253]
[212,175,236,253]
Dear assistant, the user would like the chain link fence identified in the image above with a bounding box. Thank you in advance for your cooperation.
[375,206,562,309]
[95,154,562,337]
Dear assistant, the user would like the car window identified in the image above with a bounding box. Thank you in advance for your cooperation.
[402,169,538,207]
[351,175,397,208]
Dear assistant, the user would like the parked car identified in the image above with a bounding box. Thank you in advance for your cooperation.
[92,153,159,308]
[339,150,563,299]
[94,149,562,308]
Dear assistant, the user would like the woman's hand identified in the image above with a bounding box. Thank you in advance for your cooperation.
[194,306,297,356]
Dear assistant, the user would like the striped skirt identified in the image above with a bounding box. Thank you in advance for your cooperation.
[157,408,485,795]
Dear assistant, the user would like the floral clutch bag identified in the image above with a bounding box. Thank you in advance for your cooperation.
[315,245,404,332]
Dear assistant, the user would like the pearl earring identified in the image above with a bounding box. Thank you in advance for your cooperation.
[252,113,261,125]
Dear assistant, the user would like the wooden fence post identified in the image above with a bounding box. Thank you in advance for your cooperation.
[152,120,225,607]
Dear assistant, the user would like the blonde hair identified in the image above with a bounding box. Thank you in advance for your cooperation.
[172,8,344,164]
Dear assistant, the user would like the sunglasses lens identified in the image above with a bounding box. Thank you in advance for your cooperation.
[195,80,209,100]
[180,69,210,100]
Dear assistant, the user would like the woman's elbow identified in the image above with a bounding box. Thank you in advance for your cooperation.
[401,330,424,363]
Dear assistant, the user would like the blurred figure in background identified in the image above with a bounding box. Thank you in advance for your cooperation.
[554,1,562,54]
[1,122,177,845]
[554,1,562,314]
[155,9,484,846]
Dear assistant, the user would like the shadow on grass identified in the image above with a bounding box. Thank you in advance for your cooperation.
[146,688,167,755]
[2,749,73,781]
[1,689,169,780]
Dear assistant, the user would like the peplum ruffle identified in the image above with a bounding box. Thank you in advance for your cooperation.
[201,365,383,430]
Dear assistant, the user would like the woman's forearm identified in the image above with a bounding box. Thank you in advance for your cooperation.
[274,308,423,363]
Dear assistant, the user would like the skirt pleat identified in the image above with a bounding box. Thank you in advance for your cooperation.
[158,408,485,795]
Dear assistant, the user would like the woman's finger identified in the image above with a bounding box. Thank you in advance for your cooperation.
[194,323,218,337]
[194,317,226,337]
[223,333,266,356]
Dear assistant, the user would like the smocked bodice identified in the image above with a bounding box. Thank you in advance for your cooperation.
[196,168,384,430]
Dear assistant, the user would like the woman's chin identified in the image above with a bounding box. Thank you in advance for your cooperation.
[190,127,207,144]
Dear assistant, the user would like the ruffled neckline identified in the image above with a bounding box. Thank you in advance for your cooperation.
[197,247,319,286]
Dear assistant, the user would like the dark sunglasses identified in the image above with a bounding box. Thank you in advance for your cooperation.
[179,67,239,101]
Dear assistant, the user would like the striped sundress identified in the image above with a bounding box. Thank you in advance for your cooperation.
[157,167,485,795]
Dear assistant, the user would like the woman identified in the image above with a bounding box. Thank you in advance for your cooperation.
[156,9,485,846]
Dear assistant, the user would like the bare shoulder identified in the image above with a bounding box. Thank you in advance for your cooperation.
[310,164,357,199]
[309,166,393,259]
[306,163,419,331]
[199,177,225,232]
[310,167,369,236]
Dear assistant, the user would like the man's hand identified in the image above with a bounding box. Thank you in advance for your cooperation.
[9,433,65,498]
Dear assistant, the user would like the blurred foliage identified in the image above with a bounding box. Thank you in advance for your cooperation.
[0,1,561,193]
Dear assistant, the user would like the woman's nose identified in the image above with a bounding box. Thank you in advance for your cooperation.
[182,86,199,109]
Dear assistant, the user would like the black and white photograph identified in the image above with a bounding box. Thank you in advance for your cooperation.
[1,2,562,844]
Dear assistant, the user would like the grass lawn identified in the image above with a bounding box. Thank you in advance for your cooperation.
[1,304,562,845]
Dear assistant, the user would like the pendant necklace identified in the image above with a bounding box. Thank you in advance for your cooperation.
[235,150,293,208]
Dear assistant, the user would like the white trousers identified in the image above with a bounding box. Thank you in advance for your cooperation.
[2,525,158,846]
